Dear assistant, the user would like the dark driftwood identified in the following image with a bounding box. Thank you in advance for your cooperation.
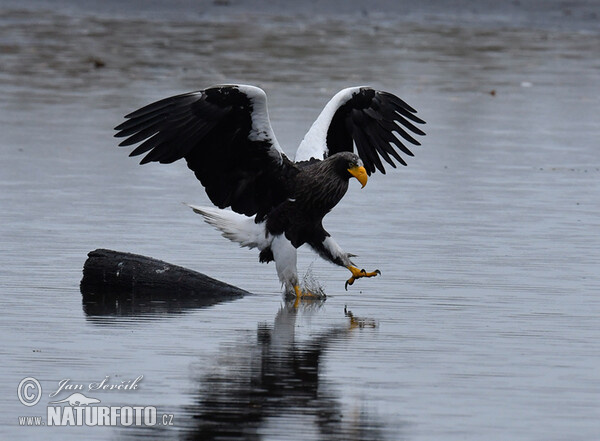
[80,249,249,316]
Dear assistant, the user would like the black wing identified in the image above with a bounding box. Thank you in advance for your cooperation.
[115,85,298,221]
[295,87,425,174]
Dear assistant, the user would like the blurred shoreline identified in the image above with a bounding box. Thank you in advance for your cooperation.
[2,0,599,32]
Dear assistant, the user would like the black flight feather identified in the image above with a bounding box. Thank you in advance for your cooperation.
[115,85,297,222]
[324,87,425,174]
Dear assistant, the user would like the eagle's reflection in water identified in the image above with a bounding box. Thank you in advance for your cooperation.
[93,285,391,441]
[182,300,386,441]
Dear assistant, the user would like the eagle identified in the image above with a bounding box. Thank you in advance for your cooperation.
[115,85,425,297]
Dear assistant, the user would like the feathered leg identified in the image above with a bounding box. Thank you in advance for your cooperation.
[309,236,380,290]
[271,234,300,294]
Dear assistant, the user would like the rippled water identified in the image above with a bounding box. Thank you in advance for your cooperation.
[1,3,599,440]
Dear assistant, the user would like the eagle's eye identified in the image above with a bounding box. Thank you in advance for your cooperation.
[348,161,356,168]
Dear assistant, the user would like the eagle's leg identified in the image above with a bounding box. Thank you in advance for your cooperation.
[292,285,318,298]
[344,266,381,290]
[271,234,299,293]
[272,234,316,298]
[291,286,320,308]
[309,236,380,290]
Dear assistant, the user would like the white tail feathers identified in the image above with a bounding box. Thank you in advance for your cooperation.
[185,204,269,250]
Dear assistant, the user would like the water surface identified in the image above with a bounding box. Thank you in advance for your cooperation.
[1,3,599,440]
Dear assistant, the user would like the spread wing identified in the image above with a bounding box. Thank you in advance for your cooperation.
[115,84,297,221]
[295,87,425,174]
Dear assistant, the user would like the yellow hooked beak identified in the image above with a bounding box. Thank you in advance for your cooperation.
[348,165,368,188]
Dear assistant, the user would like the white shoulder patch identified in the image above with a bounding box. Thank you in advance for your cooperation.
[294,86,366,162]
[233,84,284,163]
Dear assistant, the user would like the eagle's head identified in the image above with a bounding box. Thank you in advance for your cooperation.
[333,152,368,188]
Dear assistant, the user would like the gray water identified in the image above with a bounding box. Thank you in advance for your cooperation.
[1,2,599,440]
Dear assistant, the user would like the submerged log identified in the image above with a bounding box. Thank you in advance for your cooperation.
[81,249,250,316]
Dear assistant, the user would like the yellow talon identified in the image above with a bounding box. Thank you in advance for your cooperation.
[293,285,319,308]
[345,266,381,290]
[293,285,317,298]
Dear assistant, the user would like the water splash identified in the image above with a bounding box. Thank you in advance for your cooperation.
[301,263,326,299]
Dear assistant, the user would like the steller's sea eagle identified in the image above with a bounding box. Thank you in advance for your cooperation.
[115,85,425,297]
